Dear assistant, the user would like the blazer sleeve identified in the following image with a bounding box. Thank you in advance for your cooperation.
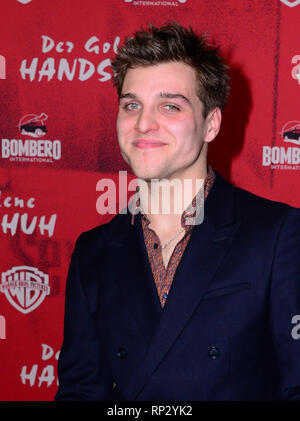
[55,233,113,401]
[270,207,300,400]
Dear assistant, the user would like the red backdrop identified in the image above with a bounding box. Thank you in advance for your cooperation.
[0,0,299,401]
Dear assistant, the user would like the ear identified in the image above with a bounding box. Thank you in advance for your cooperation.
[204,107,222,143]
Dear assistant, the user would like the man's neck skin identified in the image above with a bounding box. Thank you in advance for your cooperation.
[138,150,208,240]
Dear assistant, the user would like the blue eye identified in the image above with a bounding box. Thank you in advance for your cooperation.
[164,104,180,111]
[124,103,140,111]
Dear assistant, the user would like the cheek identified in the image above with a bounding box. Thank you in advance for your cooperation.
[116,114,123,136]
[116,116,134,139]
[169,120,196,149]
[116,115,130,143]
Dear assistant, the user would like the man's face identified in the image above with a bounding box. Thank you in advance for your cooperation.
[116,61,220,181]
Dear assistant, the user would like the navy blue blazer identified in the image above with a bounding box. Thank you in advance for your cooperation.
[55,173,300,401]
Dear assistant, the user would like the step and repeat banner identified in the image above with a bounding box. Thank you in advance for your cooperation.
[0,0,299,401]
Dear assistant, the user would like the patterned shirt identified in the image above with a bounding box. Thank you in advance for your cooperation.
[131,167,215,307]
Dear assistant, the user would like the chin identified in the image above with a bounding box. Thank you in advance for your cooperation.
[131,165,157,181]
[130,157,174,181]
[133,172,154,182]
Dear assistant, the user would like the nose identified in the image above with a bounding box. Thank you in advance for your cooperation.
[135,107,159,133]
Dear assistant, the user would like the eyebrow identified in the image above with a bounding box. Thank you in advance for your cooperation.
[119,92,191,105]
[119,93,137,100]
[159,92,191,104]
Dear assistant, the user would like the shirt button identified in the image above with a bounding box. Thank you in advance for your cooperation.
[153,243,159,249]
[163,293,168,300]
[208,346,220,359]
[116,347,127,360]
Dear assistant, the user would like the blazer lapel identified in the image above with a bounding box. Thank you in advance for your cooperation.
[129,173,241,400]
[107,212,162,348]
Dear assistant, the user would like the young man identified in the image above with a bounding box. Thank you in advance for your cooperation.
[55,23,300,401]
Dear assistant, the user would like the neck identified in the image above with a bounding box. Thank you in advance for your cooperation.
[138,162,208,233]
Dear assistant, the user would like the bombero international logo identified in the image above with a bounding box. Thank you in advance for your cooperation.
[281,121,300,146]
[1,113,62,163]
[18,113,48,138]
[124,0,187,6]
[262,121,300,170]
[0,266,50,314]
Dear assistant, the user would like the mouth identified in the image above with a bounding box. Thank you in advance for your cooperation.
[132,139,168,149]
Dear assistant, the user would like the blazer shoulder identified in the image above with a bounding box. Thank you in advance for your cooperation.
[231,180,299,225]
[73,213,127,256]
[235,184,288,208]
[213,172,299,224]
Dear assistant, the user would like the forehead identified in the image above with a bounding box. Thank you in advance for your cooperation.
[121,61,198,98]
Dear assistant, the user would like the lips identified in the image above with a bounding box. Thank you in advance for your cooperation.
[132,139,167,149]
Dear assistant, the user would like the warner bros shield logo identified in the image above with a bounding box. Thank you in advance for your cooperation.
[280,0,300,7]
[0,266,50,314]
